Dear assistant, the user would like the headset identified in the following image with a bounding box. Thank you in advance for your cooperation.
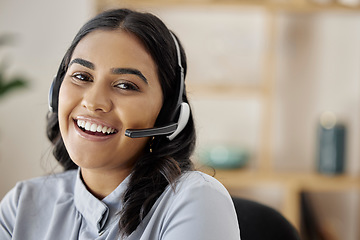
[49,32,190,141]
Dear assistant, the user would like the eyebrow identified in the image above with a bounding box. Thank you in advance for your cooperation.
[111,68,148,84]
[69,58,95,70]
[69,58,148,84]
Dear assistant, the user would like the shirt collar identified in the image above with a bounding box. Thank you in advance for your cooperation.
[74,169,130,233]
[101,174,130,222]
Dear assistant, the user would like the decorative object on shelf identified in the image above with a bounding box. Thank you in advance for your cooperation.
[199,145,249,169]
[316,111,346,175]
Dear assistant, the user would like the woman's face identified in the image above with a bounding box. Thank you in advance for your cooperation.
[58,29,163,173]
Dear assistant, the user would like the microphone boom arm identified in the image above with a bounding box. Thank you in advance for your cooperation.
[125,123,178,138]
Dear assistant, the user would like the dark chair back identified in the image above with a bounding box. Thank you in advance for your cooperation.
[232,197,301,240]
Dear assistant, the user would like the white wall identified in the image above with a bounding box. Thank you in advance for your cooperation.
[0,0,95,198]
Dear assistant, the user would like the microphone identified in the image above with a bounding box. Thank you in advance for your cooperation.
[125,102,190,140]
[125,123,177,138]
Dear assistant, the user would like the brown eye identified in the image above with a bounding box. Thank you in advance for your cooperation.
[72,73,92,82]
[115,82,139,91]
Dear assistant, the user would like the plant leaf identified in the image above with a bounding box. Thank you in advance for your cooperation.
[0,33,16,47]
[0,76,28,97]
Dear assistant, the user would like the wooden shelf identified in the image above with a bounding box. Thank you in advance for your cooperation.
[206,168,360,228]
[211,168,360,191]
[96,0,360,13]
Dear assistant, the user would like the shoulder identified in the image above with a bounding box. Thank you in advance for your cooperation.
[0,170,78,239]
[154,171,240,240]
[168,171,236,218]
[178,171,226,188]
[23,169,77,185]
[174,171,230,200]
[1,170,77,208]
[16,170,77,196]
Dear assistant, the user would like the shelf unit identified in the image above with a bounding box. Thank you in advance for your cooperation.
[205,168,360,229]
[95,0,360,236]
[95,0,360,13]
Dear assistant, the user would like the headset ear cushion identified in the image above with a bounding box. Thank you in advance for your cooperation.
[48,77,56,112]
[167,102,190,141]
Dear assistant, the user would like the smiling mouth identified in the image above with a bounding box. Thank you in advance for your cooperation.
[75,119,118,136]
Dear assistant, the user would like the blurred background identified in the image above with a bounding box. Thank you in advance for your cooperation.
[1,0,360,239]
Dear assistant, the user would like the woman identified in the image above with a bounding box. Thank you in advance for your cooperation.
[0,8,240,239]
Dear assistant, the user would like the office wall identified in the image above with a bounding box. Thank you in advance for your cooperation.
[0,0,95,198]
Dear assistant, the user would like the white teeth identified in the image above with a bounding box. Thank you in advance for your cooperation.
[85,122,91,131]
[90,124,97,132]
[77,120,85,128]
[102,126,108,134]
[76,120,116,134]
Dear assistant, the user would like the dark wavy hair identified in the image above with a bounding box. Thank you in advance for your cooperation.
[46,8,196,236]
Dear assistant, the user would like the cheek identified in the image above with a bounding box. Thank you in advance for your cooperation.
[122,99,162,129]
[58,81,80,133]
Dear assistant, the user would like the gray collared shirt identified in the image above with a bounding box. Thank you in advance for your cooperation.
[0,169,240,239]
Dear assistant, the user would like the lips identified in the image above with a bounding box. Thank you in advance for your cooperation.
[75,119,118,136]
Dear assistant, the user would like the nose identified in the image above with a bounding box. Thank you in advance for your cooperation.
[81,84,113,113]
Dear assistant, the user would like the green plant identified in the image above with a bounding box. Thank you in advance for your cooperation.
[0,33,28,99]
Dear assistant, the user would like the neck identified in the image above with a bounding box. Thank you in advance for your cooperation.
[80,168,131,199]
